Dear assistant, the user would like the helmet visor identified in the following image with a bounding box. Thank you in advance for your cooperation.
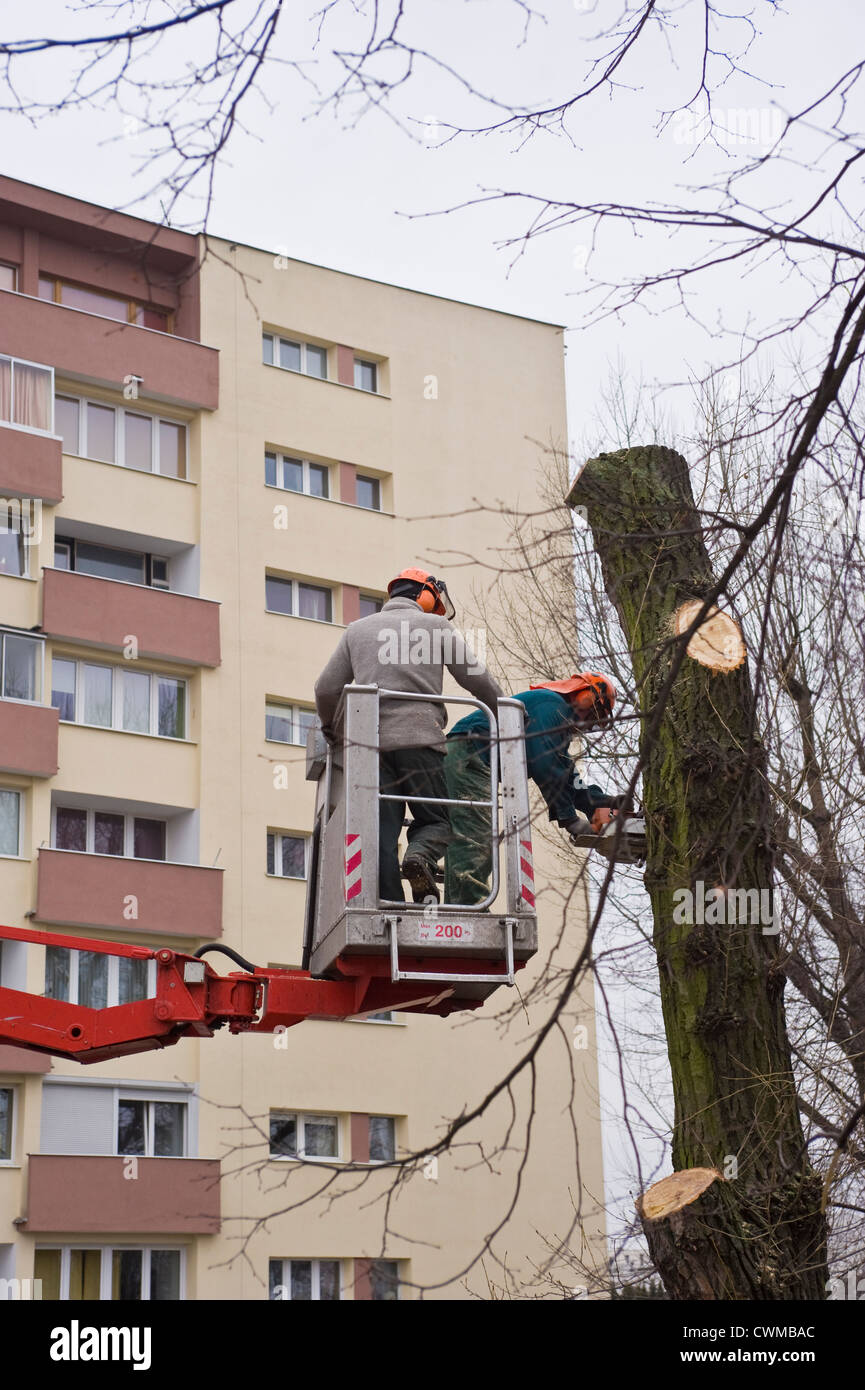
[570,689,614,730]
[431,578,455,621]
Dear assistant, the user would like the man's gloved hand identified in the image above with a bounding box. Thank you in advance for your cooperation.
[588,792,631,812]
[562,813,593,841]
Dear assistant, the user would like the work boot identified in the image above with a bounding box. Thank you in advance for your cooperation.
[402,854,440,904]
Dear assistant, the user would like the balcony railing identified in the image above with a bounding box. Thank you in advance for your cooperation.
[0,700,58,777]
[0,424,63,503]
[41,567,221,667]
[24,1155,220,1234]
[35,848,223,938]
[0,289,218,411]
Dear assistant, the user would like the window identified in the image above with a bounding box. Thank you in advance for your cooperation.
[0,1087,13,1162]
[371,1260,401,1300]
[0,510,27,578]
[368,1116,396,1163]
[267,831,309,879]
[51,658,186,738]
[354,359,378,393]
[265,574,333,623]
[263,333,328,380]
[269,1258,341,1301]
[269,1112,339,1160]
[358,595,384,618]
[265,451,329,498]
[53,393,187,477]
[0,630,43,702]
[265,701,316,745]
[0,263,16,291]
[0,789,21,857]
[0,354,53,432]
[54,536,171,589]
[117,1098,186,1157]
[45,947,153,1008]
[356,474,382,510]
[38,277,171,333]
[52,806,167,860]
[34,1246,182,1301]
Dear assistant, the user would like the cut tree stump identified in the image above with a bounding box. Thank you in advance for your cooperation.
[637,1170,735,1301]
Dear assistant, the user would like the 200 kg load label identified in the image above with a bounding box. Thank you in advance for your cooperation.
[417,922,474,942]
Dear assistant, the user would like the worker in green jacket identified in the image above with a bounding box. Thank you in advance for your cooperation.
[444,673,620,904]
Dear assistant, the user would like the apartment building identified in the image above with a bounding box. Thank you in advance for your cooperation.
[0,174,605,1300]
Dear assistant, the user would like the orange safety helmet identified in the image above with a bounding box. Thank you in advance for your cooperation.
[530,672,616,728]
[387,568,455,620]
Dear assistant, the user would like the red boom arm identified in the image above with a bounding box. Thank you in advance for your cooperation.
[0,924,515,1064]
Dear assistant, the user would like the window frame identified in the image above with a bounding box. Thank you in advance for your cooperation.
[115,1094,188,1159]
[0,522,28,579]
[355,474,382,511]
[0,353,55,436]
[368,1115,397,1165]
[264,700,316,747]
[269,1110,341,1162]
[33,1244,185,1301]
[0,787,22,859]
[0,1083,16,1164]
[44,947,157,1008]
[53,535,172,590]
[51,805,168,860]
[38,277,173,334]
[353,358,378,394]
[265,450,330,499]
[358,594,385,619]
[51,656,187,740]
[53,392,188,477]
[262,333,329,381]
[0,628,45,705]
[370,1258,402,1301]
[265,574,334,624]
[266,830,311,880]
[269,1257,343,1301]
[0,262,18,291]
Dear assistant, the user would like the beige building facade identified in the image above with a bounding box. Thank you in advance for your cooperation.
[0,175,604,1300]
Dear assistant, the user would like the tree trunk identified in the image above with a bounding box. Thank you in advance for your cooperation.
[570,445,827,1300]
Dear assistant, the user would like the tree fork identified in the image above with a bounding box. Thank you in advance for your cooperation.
[569,445,827,1300]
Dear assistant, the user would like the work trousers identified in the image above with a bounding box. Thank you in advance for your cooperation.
[443,736,493,905]
[379,746,451,902]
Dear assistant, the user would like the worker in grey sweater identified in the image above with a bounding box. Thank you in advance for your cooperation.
[314,568,503,903]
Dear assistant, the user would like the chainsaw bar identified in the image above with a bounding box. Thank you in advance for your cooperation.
[570,813,647,865]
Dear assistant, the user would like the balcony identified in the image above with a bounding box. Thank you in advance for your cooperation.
[0,700,58,777]
[23,1155,220,1234]
[0,425,63,503]
[0,1044,51,1074]
[35,848,223,939]
[41,567,221,667]
[0,289,218,412]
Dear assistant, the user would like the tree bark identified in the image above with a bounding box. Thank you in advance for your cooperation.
[570,445,828,1300]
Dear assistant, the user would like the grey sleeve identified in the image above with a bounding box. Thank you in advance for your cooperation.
[444,624,504,709]
[314,634,354,731]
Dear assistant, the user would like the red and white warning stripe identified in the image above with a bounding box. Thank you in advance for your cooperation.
[344,833,362,902]
[519,838,535,908]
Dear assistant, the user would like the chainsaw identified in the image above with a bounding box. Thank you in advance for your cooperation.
[570,802,647,865]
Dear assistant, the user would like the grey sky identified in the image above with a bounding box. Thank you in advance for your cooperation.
[4,0,860,442]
